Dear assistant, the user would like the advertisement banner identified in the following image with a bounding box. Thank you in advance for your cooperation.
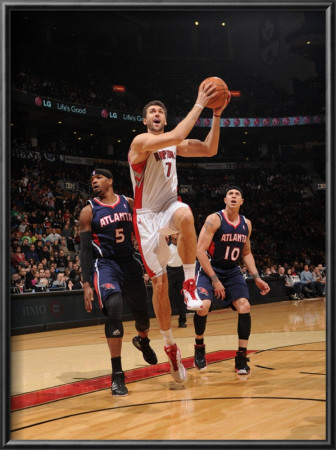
[11,90,325,128]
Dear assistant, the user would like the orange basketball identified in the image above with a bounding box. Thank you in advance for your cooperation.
[200,76,230,109]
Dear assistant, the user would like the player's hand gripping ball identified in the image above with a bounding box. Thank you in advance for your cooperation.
[200,76,230,109]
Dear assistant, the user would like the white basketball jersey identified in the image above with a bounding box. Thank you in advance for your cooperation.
[129,145,178,211]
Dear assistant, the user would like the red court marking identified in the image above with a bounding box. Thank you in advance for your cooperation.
[11,350,255,411]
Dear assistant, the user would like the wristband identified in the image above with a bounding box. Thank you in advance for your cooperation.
[213,114,221,117]
[195,103,204,109]
[252,272,260,279]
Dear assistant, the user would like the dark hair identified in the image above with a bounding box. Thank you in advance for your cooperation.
[225,185,244,197]
[142,100,167,119]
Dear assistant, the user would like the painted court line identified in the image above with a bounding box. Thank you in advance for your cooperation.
[11,350,255,411]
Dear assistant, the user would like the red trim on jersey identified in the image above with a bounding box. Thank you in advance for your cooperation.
[208,241,215,257]
[92,232,100,247]
[222,210,241,229]
[132,210,156,279]
[130,160,147,210]
[93,272,103,309]
[93,195,121,209]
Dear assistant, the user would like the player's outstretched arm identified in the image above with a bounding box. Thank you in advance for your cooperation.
[129,81,216,163]
[177,92,230,158]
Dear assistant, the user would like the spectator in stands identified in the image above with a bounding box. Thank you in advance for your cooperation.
[61,223,75,251]
[262,267,272,277]
[20,237,30,255]
[316,263,326,295]
[278,266,286,278]
[240,265,252,279]
[66,259,74,272]
[311,266,325,297]
[143,273,152,285]
[284,268,303,299]
[49,265,57,281]
[44,268,53,288]
[40,256,49,269]
[72,275,84,290]
[17,267,28,290]
[27,269,39,290]
[35,240,45,261]
[69,262,80,280]
[35,268,49,291]
[72,224,80,253]
[40,244,51,262]
[43,216,52,232]
[45,227,62,243]
[50,240,60,256]
[53,208,64,229]
[25,243,40,263]
[300,264,317,297]
[11,273,25,294]
[59,238,70,256]
[13,246,26,269]
[51,272,67,289]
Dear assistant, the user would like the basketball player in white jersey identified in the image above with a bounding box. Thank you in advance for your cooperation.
[128,80,231,384]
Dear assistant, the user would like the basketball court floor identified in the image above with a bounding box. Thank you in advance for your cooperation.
[10,297,326,442]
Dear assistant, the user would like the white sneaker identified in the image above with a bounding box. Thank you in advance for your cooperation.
[182,278,204,310]
[164,344,187,384]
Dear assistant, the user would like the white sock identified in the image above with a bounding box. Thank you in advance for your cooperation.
[183,263,196,281]
[160,329,174,347]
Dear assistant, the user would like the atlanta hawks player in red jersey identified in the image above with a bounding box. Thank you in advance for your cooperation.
[128,81,231,384]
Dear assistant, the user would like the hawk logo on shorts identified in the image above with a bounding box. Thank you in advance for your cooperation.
[197,287,209,296]
[101,283,115,290]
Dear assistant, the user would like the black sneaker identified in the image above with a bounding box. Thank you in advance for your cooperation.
[111,371,128,396]
[194,344,207,370]
[132,336,158,365]
[235,352,250,375]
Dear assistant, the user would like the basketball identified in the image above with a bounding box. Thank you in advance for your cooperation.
[200,76,230,109]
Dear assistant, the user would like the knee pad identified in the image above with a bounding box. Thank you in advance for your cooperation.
[134,317,150,334]
[104,292,123,320]
[238,313,251,340]
[104,292,124,338]
[105,318,124,338]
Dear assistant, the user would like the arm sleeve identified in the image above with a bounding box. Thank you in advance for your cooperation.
[79,231,93,283]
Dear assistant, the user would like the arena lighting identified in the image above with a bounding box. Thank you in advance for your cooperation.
[113,85,126,93]
[195,21,199,26]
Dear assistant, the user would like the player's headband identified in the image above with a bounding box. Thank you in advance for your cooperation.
[91,169,113,179]
[225,185,244,197]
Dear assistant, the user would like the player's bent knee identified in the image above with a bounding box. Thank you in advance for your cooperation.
[104,292,123,320]
[133,311,150,333]
[234,298,250,314]
[198,300,211,316]
[174,207,194,230]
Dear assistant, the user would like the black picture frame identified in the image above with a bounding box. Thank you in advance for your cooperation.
[2,0,335,449]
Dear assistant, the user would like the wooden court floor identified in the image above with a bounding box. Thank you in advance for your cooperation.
[10,297,326,442]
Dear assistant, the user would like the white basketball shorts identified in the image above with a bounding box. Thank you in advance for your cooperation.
[133,200,189,278]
